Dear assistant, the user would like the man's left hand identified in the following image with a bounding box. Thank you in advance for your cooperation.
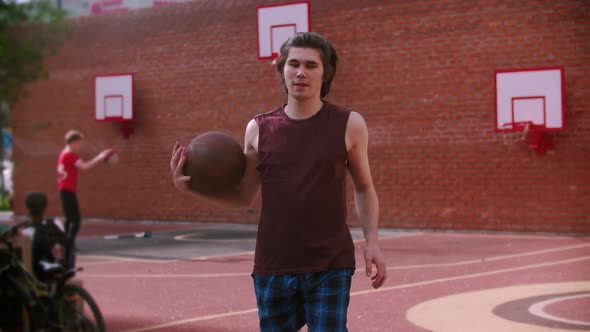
[364,243,387,289]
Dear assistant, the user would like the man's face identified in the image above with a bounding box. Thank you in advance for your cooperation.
[70,140,82,152]
[283,47,324,101]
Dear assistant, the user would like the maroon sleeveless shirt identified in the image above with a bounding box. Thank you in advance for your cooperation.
[253,101,356,275]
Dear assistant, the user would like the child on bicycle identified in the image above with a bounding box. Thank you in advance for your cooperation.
[21,192,69,281]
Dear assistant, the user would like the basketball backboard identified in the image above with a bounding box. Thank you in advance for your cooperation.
[256,1,310,60]
[495,67,565,132]
[94,73,134,122]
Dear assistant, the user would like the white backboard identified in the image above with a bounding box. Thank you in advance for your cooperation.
[257,1,310,60]
[95,73,134,121]
[495,67,565,131]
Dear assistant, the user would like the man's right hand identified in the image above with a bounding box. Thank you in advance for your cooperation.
[99,149,114,161]
[170,142,191,192]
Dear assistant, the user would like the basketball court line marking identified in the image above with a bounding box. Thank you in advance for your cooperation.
[187,250,255,261]
[78,255,171,265]
[174,232,417,245]
[82,242,590,278]
[79,251,258,266]
[120,255,590,332]
[174,233,256,243]
[424,232,588,241]
[407,281,590,332]
[84,272,252,278]
[80,232,588,268]
[529,293,590,326]
[78,233,416,266]
[352,255,590,296]
[388,243,590,270]
[123,308,259,332]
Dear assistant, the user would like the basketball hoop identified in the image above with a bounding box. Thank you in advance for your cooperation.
[120,121,134,139]
[500,121,531,146]
[494,67,564,156]
[95,73,135,139]
[525,123,553,155]
[499,121,552,155]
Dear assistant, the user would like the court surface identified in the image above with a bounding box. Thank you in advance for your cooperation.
[68,221,590,332]
[60,220,590,332]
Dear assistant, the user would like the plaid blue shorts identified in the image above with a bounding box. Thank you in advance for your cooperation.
[252,268,354,332]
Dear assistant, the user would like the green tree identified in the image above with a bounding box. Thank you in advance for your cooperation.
[0,0,68,207]
[0,0,69,110]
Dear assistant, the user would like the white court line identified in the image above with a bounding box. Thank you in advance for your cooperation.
[528,293,590,326]
[84,272,251,278]
[78,255,171,265]
[388,243,590,270]
[183,234,415,260]
[351,256,590,296]
[79,233,414,266]
[174,233,256,243]
[187,250,255,261]
[122,255,590,332]
[79,251,257,266]
[123,308,259,332]
[83,242,590,279]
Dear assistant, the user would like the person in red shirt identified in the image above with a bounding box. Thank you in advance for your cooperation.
[170,32,386,331]
[57,130,109,263]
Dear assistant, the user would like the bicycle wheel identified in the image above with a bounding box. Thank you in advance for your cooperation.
[0,278,36,332]
[55,283,105,332]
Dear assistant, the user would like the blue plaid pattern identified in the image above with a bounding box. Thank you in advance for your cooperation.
[252,268,354,332]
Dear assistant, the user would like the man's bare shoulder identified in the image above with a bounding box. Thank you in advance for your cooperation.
[246,119,259,133]
[346,111,369,136]
[345,111,369,151]
[347,111,366,127]
[244,119,259,152]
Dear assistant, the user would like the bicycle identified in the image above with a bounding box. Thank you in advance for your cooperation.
[0,221,105,331]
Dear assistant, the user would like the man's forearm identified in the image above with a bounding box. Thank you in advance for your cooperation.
[78,154,103,170]
[354,188,380,244]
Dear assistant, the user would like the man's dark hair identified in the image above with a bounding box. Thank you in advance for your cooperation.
[65,130,83,144]
[275,32,338,98]
[25,191,48,220]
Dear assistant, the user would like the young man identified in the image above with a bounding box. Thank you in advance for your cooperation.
[57,130,109,261]
[170,32,386,331]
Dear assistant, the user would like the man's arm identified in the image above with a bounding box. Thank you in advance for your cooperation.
[170,119,261,208]
[346,111,387,289]
[76,150,109,170]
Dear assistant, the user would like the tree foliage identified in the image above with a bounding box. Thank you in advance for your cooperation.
[0,0,69,108]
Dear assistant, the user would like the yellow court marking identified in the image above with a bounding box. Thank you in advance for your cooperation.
[120,255,590,332]
[406,281,590,332]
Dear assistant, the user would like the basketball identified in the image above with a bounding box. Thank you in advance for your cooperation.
[182,131,246,196]
[104,149,119,166]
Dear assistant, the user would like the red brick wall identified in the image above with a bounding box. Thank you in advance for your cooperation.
[11,0,590,232]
